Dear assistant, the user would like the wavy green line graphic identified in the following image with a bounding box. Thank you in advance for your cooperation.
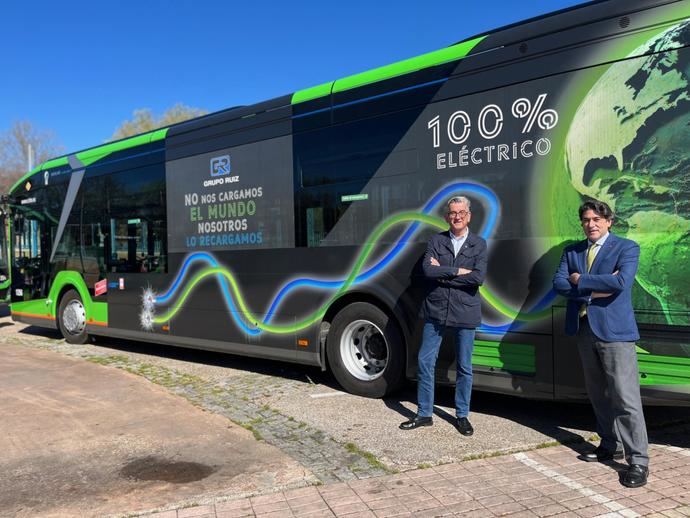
[154,212,447,333]
[153,211,552,332]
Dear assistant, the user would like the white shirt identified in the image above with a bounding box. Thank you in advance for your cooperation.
[450,229,469,257]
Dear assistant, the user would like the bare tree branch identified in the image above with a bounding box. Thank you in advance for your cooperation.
[0,121,62,193]
[111,103,207,140]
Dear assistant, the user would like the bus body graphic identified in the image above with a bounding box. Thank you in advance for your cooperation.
[6,0,690,402]
[147,181,556,335]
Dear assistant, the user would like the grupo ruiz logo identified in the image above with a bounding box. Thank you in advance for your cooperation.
[204,154,240,187]
[210,155,231,177]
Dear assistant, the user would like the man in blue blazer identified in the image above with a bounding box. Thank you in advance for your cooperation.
[400,196,487,436]
[553,200,649,488]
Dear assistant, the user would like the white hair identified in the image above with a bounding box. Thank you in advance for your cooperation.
[446,196,471,211]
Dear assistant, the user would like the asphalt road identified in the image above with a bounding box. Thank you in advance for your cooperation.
[1,308,688,517]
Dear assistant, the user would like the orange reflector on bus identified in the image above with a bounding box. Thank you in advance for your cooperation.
[297,339,309,347]
[162,325,170,332]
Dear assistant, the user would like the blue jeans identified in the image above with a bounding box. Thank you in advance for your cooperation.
[417,321,475,418]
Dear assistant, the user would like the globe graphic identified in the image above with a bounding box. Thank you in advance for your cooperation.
[564,20,690,325]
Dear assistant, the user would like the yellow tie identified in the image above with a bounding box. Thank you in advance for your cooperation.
[580,243,599,317]
[586,243,598,272]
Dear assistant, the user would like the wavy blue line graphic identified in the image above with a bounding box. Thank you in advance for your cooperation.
[153,181,556,335]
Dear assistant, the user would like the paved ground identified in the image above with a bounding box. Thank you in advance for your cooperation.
[0,341,312,517]
[142,443,690,517]
[0,308,688,517]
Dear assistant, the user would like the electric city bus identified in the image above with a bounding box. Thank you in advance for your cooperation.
[7,0,690,404]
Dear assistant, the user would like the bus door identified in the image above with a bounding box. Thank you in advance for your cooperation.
[11,199,51,304]
[0,200,9,303]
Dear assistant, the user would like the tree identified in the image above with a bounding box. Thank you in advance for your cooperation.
[111,103,207,140]
[0,121,62,193]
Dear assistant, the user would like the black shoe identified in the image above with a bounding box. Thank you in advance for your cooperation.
[399,416,433,430]
[455,417,474,436]
[621,464,648,488]
[578,446,625,463]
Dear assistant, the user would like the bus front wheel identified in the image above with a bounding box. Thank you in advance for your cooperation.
[58,289,91,345]
[326,302,404,398]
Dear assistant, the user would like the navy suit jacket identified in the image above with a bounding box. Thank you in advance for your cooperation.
[552,233,640,342]
[421,231,487,328]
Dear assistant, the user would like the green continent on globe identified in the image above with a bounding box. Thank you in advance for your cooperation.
[564,20,690,325]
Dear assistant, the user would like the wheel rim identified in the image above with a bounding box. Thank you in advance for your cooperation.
[339,319,389,381]
[63,299,86,335]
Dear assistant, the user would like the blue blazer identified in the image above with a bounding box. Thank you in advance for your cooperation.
[552,233,640,342]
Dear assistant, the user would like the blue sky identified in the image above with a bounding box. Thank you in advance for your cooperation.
[2,0,588,154]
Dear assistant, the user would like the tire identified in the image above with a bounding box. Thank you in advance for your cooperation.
[57,289,91,345]
[326,302,405,398]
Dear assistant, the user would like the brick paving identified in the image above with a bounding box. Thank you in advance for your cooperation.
[138,443,690,518]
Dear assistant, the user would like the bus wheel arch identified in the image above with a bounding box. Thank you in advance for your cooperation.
[325,298,406,398]
[57,288,91,345]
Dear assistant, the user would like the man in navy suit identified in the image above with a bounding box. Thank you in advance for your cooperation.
[553,200,649,488]
[400,196,487,436]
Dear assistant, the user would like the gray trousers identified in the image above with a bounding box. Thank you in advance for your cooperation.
[577,319,649,466]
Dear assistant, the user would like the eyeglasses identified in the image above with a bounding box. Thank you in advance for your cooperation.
[447,210,469,218]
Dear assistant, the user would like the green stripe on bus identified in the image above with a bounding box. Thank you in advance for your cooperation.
[10,128,169,195]
[291,35,486,105]
[41,156,70,170]
[333,36,486,94]
[638,353,690,386]
[76,127,168,167]
[10,156,71,195]
[472,340,536,374]
[291,81,334,105]
[11,298,52,317]
[10,166,42,195]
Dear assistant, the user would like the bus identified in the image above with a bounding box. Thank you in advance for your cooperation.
[7,0,690,404]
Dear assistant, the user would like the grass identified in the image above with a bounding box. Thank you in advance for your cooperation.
[344,442,393,473]
[240,423,264,441]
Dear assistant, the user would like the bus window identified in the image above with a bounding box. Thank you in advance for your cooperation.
[106,165,167,274]
[109,217,165,273]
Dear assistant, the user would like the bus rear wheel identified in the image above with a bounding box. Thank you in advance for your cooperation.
[58,289,91,345]
[326,302,404,398]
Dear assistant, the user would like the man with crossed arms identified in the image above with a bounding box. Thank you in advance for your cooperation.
[400,195,487,436]
[553,199,649,488]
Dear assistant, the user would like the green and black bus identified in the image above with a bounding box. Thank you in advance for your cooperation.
[7,0,690,404]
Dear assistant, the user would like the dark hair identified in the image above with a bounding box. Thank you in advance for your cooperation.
[579,199,614,221]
